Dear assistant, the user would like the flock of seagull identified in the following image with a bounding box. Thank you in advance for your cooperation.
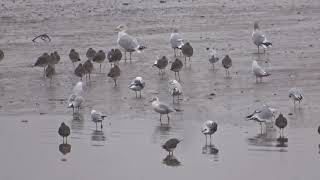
[1,20,318,157]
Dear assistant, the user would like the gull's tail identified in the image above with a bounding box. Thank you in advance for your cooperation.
[261,41,272,48]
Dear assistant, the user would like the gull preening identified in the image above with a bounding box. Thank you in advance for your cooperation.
[275,113,287,138]
[91,110,107,130]
[170,29,184,57]
[107,65,121,87]
[170,58,183,81]
[246,105,277,133]
[289,87,303,108]
[207,47,219,70]
[181,42,193,65]
[168,79,183,104]
[69,49,81,67]
[201,121,218,145]
[222,55,232,78]
[86,48,96,61]
[107,48,122,66]
[58,122,70,144]
[116,24,146,63]
[252,60,271,83]
[150,96,175,124]
[129,77,145,98]
[252,21,272,53]
[153,56,168,77]
[93,50,106,72]
[162,138,182,155]
[74,63,85,80]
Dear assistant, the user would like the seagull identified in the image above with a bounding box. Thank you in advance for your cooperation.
[289,87,303,108]
[0,49,4,62]
[83,59,94,81]
[116,24,146,63]
[150,96,175,124]
[34,53,50,75]
[68,95,84,114]
[181,42,193,65]
[207,47,219,70]
[153,56,168,77]
[91,109,107,130]
[74,63,85,80]
[45,64,55,85]
[201,121,218,145]
[252,21,272,53]
[86,48,96,61]
[162,138,182,155]
[252,60,271,83]
[107,48,122,66]
[222,55,232,78]
[170,58,183,81]
[246,105,277,134]
[93,50,106,72]
[58,122,70,144]
[275,113,287,138]
[69,49,81,67]
[107,65,121,87]
[170,29,184,57]
[129,77,145,98]
[168,79,182,104]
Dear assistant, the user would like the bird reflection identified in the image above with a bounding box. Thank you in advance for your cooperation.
[71,112,84,131]
[59,143,71,161]
[247,125,277,147]
[91,130,106,142]
[162,154,181,167]
[202,144,219,155]
[275,137,288,148]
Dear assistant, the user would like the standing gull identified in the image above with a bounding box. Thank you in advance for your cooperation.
[107,65,121,87]
[207,47,219,70]
[162,138,182,155]
[170,29,184,57]
[83,59,94,81]
[116,24,146,63]
[129,77,145,98]
[170,58,183,81]
[252,60,271,83]
[91,110,106,130]
[69,49,81,67]
[74,63,85,80]
[246,105,277,134]
[181,42,193,65]
[58,122,70,144]
[93,50,106,72]
[86,48,96,61]
[107,48,122,66]
[252,21,272,53]
[275,113,287,138]
[153,56,168,77]
[150,96,175,124]
[201,121,218,145]
[34,52,50,75]
[289,87,303,108]
[222,55,232,78]
[168,79,183,104]
[68,95,84,114]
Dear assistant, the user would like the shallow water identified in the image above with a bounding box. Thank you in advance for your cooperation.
[1,0,320,179]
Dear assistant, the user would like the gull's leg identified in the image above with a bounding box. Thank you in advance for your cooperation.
[101,122,103,129]
[205,135,207,145]
[178,72,181,81]
[167,114,170,124]
[130,52,132,63]
[124,51,127,62]
[160,114,162,124]
[100,64,102,73]
[139,91,142,98]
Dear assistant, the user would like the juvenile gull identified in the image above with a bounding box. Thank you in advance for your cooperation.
[201,121,218,145]
[34,52,50,75]
[68,95,84,114]
[275,113,287,138]
[93,50,106,72]
[207,47,219,70]
[162,138,182,155]
[58,122,70,144]
[252,21,272,53]
[91,109,106,130]
[168,79,182,104]
[83,60,94,81]
[0,49,4,62]
[252,60,271,83]
[246,105,277,133]
[45,64,55,84]
[69,49,81,67]
[86,48,96,61]
[222,55,232,78]
[153,56,168,77]
[107,48,122,66]
[150,96,175,124]
[181,42,193,65]
[116,24,146,63]
[107,65,121,87]
[170,58,183,81]
[289,87,303,108]
[129,77,145,98]
[170,29,184,57]
[74,63,85,80]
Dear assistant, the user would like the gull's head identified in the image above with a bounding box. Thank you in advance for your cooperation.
[116,24,127,32]
[91,109,96,115]
[149,96,159,103]
[168,79,178,85]
[254,21,260,30]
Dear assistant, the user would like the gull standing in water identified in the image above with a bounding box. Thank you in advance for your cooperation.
[129,77,145,98]
[91,110,107,130]
[252,60,271,83]
[170,29,184,57]
[252,21,272,53]
[68,95,84,114]
[86,48,96,60]
[93,50,106,72]
[116,24,146,63]
[107,48,122,67]
[181,42,193,66]
[74,63,85,80]
[69,49,81,67]
[107,65,121,87]
[222,55,232,78]
[162,138,182,155]
[170,58,183,81]
[246,105,277,134]
[275,114,288,138]
[34,52,50,76]
[207,47,219,70]
[150,96,175,124]
[153,56,168,77]
[168,79,183,104]
[201,121,218,145]
[289,87,303,108]
[58,122,70,144]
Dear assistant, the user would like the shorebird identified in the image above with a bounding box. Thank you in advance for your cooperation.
[83,60,94,81]
[222,55,232,78]
[116,24,146,63]
[58,122,70,144]
[34,52,50,75]
[74,63,85,80]
[201,121,218,144]
[91,109,106,130]
[289,87,303,108]
[170,29,184,57]
[162,138,182,155]
[68,95,84,113]
[107,65,120,87]
[0,49,4,62]
[93,50,106,72]
[252,21,272,53]
[207,47,219,70]
[181,42,193,65]
[170,58,183,81]
[153,56,168,77]
[246,105,277,134]
[168,79,182,104]
[86,48,96,61]
[107,48,122,66]
[129,77,145,98]
[252,60,271,83]
[69,49,81,67]
[275,113,287,138]
[48,51,60,66]
[150,96,175,124]
[45,64,55,84]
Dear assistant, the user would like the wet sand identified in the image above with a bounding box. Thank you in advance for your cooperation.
[0,0,320,179]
